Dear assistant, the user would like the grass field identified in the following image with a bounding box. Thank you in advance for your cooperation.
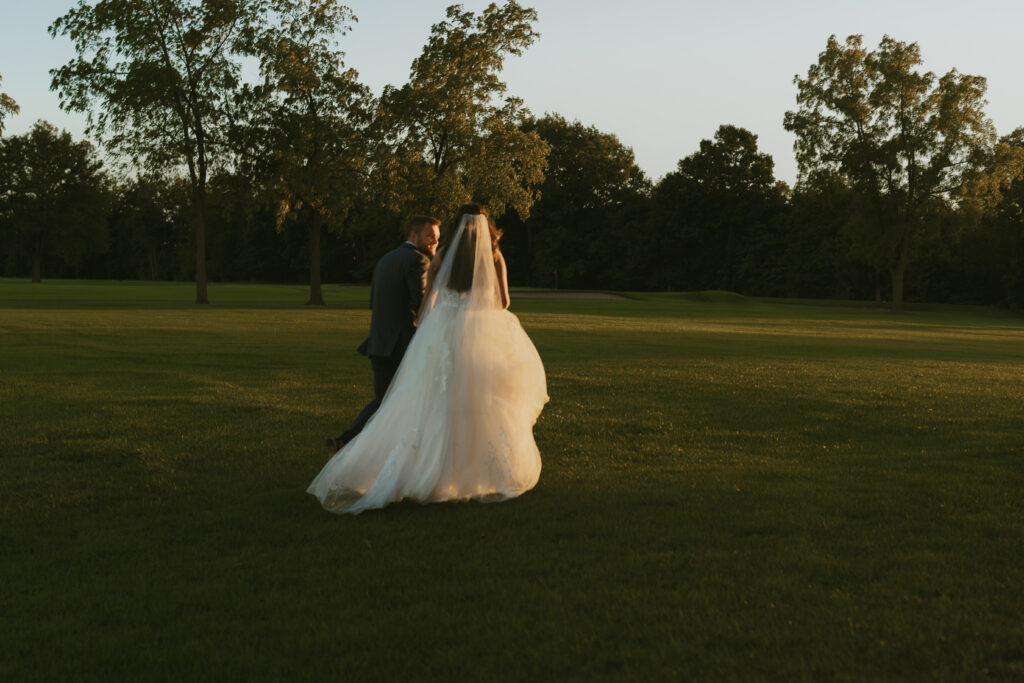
[2,279,1023,681]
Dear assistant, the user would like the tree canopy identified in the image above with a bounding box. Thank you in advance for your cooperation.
[0,75,18,135]
[246,0,373,304]
[49,0,267,303]
[0,121,109,282]
[784,34,1024,312]
[376,1,548,219]
[17,13,1024,312]
[510,113,649,288]
[653,125,788,293]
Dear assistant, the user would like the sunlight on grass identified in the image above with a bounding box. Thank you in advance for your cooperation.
[1,280,1022,680]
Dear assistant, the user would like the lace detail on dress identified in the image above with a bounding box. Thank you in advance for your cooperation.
[436,288,466,309]
[351,427,419,512]
[486,424,518,497]
[439,342,451,394]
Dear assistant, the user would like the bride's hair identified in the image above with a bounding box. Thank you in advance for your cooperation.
[438,203,503,293]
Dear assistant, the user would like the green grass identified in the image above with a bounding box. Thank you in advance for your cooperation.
[2,279,1023,681]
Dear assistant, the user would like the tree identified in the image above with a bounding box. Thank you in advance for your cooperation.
[50,0,266,303]
[248,0,372,305]
[968,128,1024,309]
[784,35,1024,312]
[652,125,788,294]
[0,75,18,135]
[110,175,188,280]
[508,113,649,288]
[0,121,109,282]
[377,1,548,220]
[781,170,865,300]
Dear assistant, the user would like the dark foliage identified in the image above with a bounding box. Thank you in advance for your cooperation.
[3,118,1023,309]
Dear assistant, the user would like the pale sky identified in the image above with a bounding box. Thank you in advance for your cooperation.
[2,0,1023,185]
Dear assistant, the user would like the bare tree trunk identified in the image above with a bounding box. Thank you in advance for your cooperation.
[890,242,908,314]
[307,217,325,305]
[526,222,534,286]
[194,189,209,304]
[890,266,905,314]
[31,234,42,283]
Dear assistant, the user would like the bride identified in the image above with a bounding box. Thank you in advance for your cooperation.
[308,203,548,514]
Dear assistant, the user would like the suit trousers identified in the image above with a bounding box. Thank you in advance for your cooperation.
[340,354,402,443]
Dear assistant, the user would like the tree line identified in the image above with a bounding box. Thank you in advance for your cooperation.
[1,1,1022,312]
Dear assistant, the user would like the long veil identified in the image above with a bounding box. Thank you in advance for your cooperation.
[420,212,502,318]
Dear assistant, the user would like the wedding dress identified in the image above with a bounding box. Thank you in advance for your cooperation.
[308,213,548,514]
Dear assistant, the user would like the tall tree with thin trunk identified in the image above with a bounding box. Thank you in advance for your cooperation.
[246,0,372,305]
[784,35,1021,312]
[49,0,264,304]
[376,1,548,220]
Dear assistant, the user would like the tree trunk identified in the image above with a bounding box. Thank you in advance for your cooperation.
[194,189,209,304]
[890,241,909,314]
[307,217,325,305]
[890,266,905,314]
[31,234,42,283]
[526,222,534,287]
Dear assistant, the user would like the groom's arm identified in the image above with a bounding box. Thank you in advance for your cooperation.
[405,252,429,315]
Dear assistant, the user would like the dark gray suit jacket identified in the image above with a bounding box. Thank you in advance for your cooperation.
[357,242,430,359]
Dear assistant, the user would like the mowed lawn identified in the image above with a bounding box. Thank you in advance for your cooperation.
[2,279,1023,681]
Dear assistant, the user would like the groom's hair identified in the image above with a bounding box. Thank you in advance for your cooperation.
[406,215,440,236]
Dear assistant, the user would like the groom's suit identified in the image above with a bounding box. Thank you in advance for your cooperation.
[339,241,430,443]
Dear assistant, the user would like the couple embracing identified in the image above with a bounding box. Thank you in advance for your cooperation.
[308,204,548,514]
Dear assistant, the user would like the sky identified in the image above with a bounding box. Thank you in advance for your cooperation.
[2,0,1023,185]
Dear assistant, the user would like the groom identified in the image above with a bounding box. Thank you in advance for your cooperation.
[327,215,441,453]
